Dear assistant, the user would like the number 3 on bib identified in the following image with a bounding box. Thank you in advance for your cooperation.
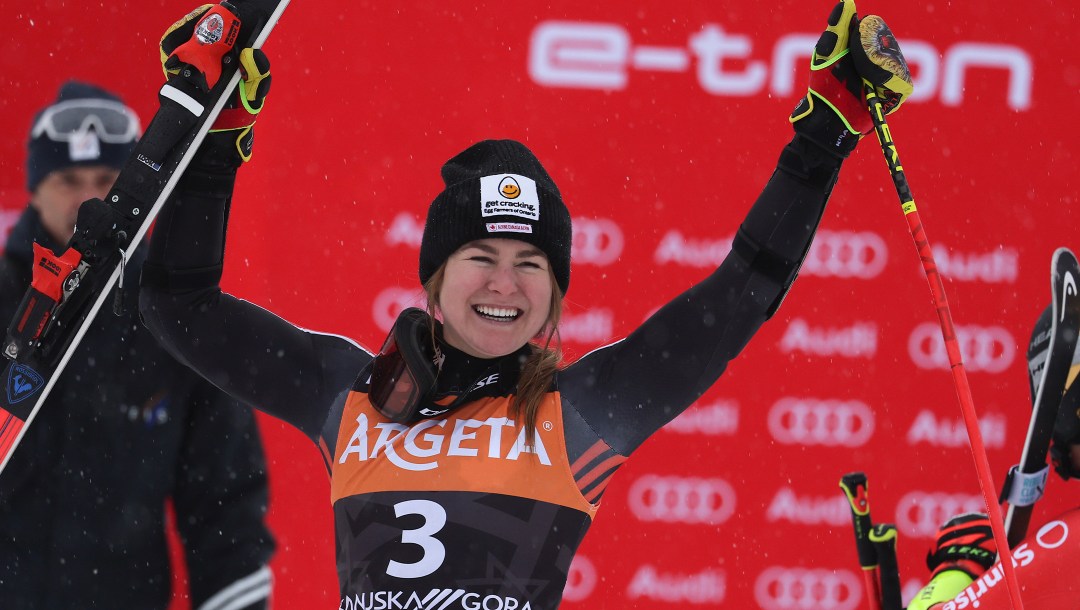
[387,500,447,579]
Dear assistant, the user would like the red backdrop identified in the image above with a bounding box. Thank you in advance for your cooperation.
[2,1,1077,608]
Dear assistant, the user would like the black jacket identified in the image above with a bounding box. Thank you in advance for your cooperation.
[0,207,275,609]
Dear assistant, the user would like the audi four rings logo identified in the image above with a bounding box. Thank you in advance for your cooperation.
[896,491,985,538]
[801,230,888,279]
[754,567,860,610]
[767,398,874,447]
[908,322,1015,374]
[627,475,736,525]
[571,217,624,266]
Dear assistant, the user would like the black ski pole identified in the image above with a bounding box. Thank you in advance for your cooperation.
[869,523,902,610]
[840,472,882,610]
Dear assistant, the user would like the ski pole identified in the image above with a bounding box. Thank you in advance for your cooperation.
[869,523,902,610]
[839,472,882,610]
[862,81,1025,610]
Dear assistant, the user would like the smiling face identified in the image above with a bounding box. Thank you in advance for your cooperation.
[436,238,554,359]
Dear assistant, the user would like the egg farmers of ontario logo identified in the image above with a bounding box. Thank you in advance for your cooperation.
[479,174,540,221]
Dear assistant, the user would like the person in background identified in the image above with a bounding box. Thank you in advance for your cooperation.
[907,303,1080,610]
[0,80,276,610]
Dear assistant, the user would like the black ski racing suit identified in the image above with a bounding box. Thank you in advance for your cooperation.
[140,135,844,609]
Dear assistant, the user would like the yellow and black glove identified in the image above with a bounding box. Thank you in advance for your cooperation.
[206,47,271,164]
[160,4,272,167]
[790,0,912,157]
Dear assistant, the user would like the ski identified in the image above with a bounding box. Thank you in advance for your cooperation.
[0,0,290,475]
[1001,247,1080,547]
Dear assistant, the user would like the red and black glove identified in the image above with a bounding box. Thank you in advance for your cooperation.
[925,512,997,580]
[160,4,272,167]
[789,0,913,157]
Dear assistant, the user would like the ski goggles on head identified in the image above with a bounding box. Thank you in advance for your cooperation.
[370,307,440,424]
[31,99,141,144]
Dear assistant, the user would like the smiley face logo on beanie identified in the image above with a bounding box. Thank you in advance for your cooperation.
[499,176,522,199]
[479,173,540,221]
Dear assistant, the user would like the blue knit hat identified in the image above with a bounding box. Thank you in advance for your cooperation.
[26,81,140,193]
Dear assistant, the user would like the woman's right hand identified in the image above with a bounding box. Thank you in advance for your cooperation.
[160,4,273,166]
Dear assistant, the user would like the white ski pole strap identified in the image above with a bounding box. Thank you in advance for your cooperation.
[1003,464,1049,507]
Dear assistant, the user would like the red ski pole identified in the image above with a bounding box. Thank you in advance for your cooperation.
[862,81,1025,610]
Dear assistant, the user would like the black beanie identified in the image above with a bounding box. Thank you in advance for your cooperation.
[419,140,573,294]
[27,81,140,193]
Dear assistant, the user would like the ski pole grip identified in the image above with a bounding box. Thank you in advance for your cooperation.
[840,472,878,569]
